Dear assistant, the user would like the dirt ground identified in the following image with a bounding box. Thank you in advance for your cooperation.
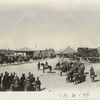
[0,58,100,92]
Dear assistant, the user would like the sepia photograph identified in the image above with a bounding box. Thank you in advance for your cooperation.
[0,0,100,100]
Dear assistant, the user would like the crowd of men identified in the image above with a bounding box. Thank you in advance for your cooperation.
[0,72,41,91]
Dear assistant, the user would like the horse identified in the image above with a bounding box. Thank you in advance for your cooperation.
[23,56,30,63]
[5,56,15,65]
[0,57,4,65]
[41,63,52,73]
[55,62,61,69]
[48,65,52,72]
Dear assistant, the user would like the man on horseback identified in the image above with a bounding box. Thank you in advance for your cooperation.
[41,63,45,73]
[45,61,48,66]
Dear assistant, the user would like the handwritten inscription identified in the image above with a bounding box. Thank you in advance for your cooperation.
[58,92,90,99]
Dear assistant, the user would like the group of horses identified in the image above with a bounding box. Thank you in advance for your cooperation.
[88,57,100,63]
[0,55,30,65]
[56,61,86,84]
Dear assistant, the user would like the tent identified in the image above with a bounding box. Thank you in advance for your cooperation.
[61,46,76,54]
[16,47,33,52]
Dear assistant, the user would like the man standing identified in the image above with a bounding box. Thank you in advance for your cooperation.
[0,73,3,89]
[30,74,35,84]
[26,74,36,91]
[19,73,26,91]
[13,74,19,91]
[35,77,41,91]
[37,62,40,70]
[90,67,95,82]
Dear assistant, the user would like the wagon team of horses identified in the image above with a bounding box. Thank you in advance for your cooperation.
[55,61,86,84]
[0,55,31,65]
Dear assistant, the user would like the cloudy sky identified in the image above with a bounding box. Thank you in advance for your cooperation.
[0,0,100,50]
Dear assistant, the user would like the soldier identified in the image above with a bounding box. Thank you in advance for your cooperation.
[6,73,10,89]
[66,71,70,82]
[9,73,13,86]
[45,61,48,66]
[28,72,31,78]
[19,73,26,91]
[3,71,8,89]
[60,71,62,76]
[24,75,30,91]
[35,77,41,91]
[90,67,95,82]
[9,73,15,91]
[41,63,45,73]
[13,74,19,91]
[0,73,3,89]
[30,74,35,84]
[38,62,41,70]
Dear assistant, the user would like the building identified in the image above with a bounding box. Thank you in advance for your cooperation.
[14,47,34,57]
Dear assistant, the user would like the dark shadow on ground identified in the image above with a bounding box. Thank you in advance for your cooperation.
[40,88,46,91]
[0,63,23,67]
[0,87,46,92]
[39,69,43,71]
[0,88,7,91]
[94,79,100,82]
[84,72,89,74]
[0,61,35,67]
[47,71,56,73]
[63,75,67,76]
[40,75,45,76]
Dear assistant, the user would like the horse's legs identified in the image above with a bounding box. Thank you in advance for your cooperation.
[43,68,45,73]
[92,77,94,82]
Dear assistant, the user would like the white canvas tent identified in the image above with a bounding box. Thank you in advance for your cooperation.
[16,47,33,51]
[61,46,76,54]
